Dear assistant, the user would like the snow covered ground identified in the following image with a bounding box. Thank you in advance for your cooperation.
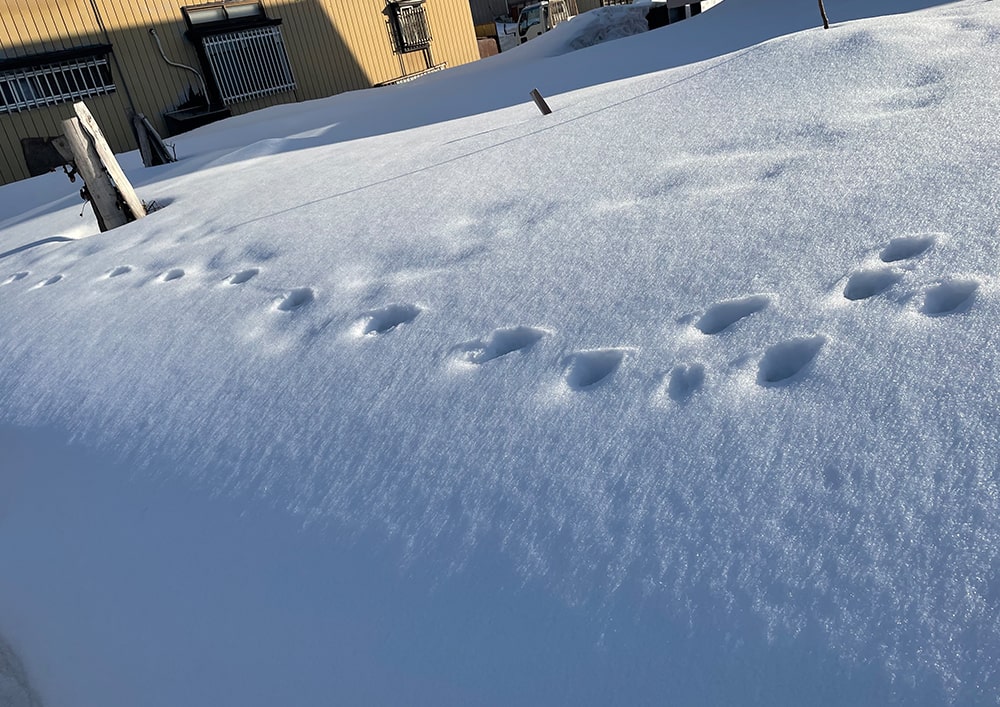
[1,0,998,704]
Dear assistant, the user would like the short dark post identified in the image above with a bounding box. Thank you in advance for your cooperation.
[530,88,552,115]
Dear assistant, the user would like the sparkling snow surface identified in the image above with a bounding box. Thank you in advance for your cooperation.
[1,1,999,705]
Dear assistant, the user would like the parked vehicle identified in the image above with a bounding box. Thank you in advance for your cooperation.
[517,0,576,43]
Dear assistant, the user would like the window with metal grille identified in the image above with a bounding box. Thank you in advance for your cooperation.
[201,25,295,104]
[388,1,432,53]
[0,46,114,114]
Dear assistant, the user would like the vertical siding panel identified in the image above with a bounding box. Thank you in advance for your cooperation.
[325,0,365,84]
[313,0,346,97]
[303,0,348,97]
[9,0,52,53]
[103,0,182,139]
[46,0,74,45]
[0,3,22,58]
[430,0,479,68]
[342,0,391,84]
[279,0,321,101]
[58,0,103,47]
[369,0,400,82]
[317,0,370,90]
[103,0,156,120]
[0,124,28,184]
[0,102,29,183]
[10,0,45,52]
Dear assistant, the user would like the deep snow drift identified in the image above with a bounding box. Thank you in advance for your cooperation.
[1,0,999,705]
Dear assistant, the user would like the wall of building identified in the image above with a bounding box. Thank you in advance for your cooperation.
[0,0,479,185]
[468,0,512,25]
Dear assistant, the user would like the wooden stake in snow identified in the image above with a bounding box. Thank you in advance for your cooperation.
[61,117,129,232]
[61,101,146,232]
[818,0,830,29]
[530,88,552,116]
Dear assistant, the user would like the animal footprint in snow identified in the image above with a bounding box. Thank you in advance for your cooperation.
[2,271,29,285]
[107,265,132,278]
[757,335,826,385]
[696,295,769,335]
[32,274,63,289]
[921,278,978,316]
[880,234,935,262]
[667,363,705,402]
[228,268,259,285]
[843,268,902,300]
[459,326,547,364]
[161,268,185,282]
[358,303,421,335]
[564,348,626,389]
[276,287,315,312]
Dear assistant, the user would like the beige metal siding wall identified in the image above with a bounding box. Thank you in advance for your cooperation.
[0,0,133,185]
[424,0,479,71]
[0,0,206,184]
[1,0,478,185]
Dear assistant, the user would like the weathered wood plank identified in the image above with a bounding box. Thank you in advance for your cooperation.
[73,101,147,220]
[62,117,129,231]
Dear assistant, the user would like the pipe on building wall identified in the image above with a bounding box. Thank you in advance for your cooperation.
[149,28,210,99]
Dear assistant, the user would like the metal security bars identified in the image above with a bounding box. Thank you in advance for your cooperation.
[389,2,432,53]
[1,55,115,114]
[202,25,295,104]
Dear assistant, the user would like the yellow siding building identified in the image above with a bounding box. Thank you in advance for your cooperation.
[0,0,479,184]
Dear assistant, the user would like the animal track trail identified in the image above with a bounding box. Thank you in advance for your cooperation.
[32,275,63,289]
[667,363,705,402]
[843,267,903,301]
[921,279,978,317]
[757,335,826,386]
[161,268,185,282]
[107,266,132,278]
[696,295,769,335]
[564,348,626,390]
[880,235,936,262]
[228,268,259,285]
[359,303,421,335]
[276,287,315,312]
[2,271,29,285]
[460,326,547,364]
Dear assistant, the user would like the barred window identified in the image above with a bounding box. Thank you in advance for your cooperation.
[202,26,295,104]
[388,1,432,53]
[0,46,114,114]
[183,3,296,106]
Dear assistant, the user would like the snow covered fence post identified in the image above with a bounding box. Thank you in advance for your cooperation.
[818,0,830,29]
[530,88,553,115]
[60,101,146,232]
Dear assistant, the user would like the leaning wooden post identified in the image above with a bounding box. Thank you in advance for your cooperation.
[818,0,830,29]
[61,116,129,231]
[530,88,552,115]
[73,102,146,221]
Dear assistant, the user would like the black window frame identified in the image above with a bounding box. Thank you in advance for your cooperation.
[386,0,433,53]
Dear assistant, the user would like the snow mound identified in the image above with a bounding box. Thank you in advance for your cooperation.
[566,5,655,50]
[1,1,998,706]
